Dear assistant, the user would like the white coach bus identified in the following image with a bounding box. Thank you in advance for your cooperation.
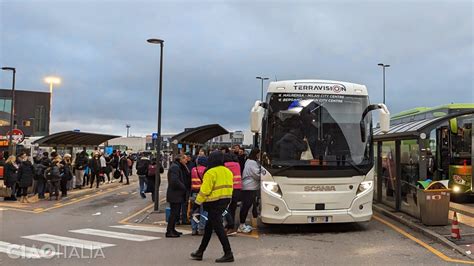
[250,80,390,224]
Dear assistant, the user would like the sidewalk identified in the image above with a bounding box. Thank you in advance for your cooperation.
[374,202,474,260]
[0,175,138,212]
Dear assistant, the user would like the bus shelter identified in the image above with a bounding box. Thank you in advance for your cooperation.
[32,131,120,157]
[170,124,228,155]
[373,111,473,218]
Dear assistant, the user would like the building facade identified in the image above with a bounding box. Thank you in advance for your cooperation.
[0,89,51,138]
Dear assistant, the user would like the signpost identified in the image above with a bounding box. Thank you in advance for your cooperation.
[7,129,25,144]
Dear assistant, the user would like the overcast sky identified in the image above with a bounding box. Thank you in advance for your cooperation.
[0,0,472,138]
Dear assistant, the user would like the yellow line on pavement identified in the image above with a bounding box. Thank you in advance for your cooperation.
[373,215,474,264]
[118,203,155,224]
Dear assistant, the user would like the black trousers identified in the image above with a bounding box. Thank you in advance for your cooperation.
[240,190,257,224]
[19,187,28,197]
[167,202,181,233]
[90,172,100,188]
[60,178,68,196]
[225,189,241,229]
[198,199,232,254]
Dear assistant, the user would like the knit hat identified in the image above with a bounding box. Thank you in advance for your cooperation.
[197,156,208,167]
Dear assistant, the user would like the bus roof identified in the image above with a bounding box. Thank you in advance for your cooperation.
[267,80,368,96]
[392,103,474,119]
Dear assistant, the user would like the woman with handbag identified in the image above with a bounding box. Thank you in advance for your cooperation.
[4,155,19,201]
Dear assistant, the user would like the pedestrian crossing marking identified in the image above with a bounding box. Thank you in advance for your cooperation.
[0,241,62,259]
[110,224,192,235]
[22,234,115,250]
[70,228,161,241]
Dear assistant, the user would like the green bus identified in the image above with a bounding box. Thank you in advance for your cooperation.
[391,103,473,194]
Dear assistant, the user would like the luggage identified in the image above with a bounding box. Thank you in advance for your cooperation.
[0,185,12,198]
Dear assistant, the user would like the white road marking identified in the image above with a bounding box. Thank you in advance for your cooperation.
[0,241,62,259]
[110,224,192,235]
[22,234,115,250]
[70,228,161,241]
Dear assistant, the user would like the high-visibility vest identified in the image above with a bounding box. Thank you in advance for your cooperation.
[191,166,206,191]
[196,166,233,205]
[224,162,242,190]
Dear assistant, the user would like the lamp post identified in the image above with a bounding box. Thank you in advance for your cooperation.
[126,124,131,137]
[1,67,16,156]
[377,63,390,105]
[44,76,61,135]
[256,76,269,102]
[147,38,164,212]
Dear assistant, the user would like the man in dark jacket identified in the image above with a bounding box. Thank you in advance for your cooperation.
[74,148,89,189]
[89,152,102,188]
[166,154,188,238]
[119,153,130,185]
[34,152,50,199]
[275,129,307,160]
[136,154,151,199]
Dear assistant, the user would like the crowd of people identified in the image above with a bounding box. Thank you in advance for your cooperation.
[165,144,261,262]
[1,148,137,202]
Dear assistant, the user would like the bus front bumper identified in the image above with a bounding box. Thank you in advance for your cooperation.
[260,189,373,224]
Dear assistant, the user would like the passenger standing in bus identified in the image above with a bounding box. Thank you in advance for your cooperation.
[238,148,261,234]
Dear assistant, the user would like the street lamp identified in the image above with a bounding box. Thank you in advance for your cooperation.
[44,76,61,135]
[147,38,164,212]
[126,124,131,137]
[256,76,269,102]
[1,67,16,156]
[377,63,390,105]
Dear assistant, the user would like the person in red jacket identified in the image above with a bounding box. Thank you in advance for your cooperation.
[223,152,242,235]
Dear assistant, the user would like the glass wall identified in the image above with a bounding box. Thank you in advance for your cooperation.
[0,98,12,114]
[381,141,397,209]
[399,139,420,218]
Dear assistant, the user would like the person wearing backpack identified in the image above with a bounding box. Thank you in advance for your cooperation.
[136,153,150,199]
[60,154,74,198]
[47,157,62,200]
[34,152,50,199]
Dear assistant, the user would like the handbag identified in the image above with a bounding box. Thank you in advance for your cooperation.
[300,138,314,160]
[113,169,121,179]
[0,185,12,198]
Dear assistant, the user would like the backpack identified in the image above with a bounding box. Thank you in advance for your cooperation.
[113,169,121,179]
[35,164,45,177]
[147,164,156,177]
[136,159,148,175]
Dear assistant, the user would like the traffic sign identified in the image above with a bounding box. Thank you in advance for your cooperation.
[152,133,158,140]
[7,129,25,144]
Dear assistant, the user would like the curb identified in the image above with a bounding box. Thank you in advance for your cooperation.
[373,204,474,260]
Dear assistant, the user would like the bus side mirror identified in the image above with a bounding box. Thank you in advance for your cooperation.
[379,104,390,133]
[251,101,264,133]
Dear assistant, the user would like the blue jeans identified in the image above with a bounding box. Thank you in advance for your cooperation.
[138,175,146,194]
[190,192,208,231]
[37,179,46,198]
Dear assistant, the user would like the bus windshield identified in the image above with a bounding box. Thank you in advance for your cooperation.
[263,93,372,173]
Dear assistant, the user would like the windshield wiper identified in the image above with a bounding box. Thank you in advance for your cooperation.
[271,165,298,176]
[345,160,365,175]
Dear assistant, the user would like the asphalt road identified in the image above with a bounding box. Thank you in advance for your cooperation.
[0,176,470,265]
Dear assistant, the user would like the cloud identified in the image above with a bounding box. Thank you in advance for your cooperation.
[0,0,472,138]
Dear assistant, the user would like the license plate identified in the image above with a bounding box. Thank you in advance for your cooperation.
[307,216,331,223]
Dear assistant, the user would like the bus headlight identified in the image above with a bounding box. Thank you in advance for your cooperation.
[453,186,461,193]
[357,181,373,196]
[263,181,282,198]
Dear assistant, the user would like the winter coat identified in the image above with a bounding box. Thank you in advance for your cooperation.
[4,162,18,187]
[242,159,261,191]
[89,158,101,173]
[119,157,128,171]
[75,152,89,170]
[136,157,151,176]
[17,160,34,188]
[166,161,187,203]
[47,165,62,182]
[275,132,307,160]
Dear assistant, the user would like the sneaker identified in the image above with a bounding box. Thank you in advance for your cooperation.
[245,224,254,231]
[237,224,252,234]
[140,192,146,199]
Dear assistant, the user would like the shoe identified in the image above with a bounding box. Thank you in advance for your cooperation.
[192,230,198,236]
[226,228,237,236]
[125,182,130,185]
[140,192,146,199]
[165,232,180,238]
[119,181,123,183]
[190,250,203,261]
[245,224,254,230]
[198,229,205,235]
[215,252,234,263]
[173,230,183,235]
[238,224,252,234]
